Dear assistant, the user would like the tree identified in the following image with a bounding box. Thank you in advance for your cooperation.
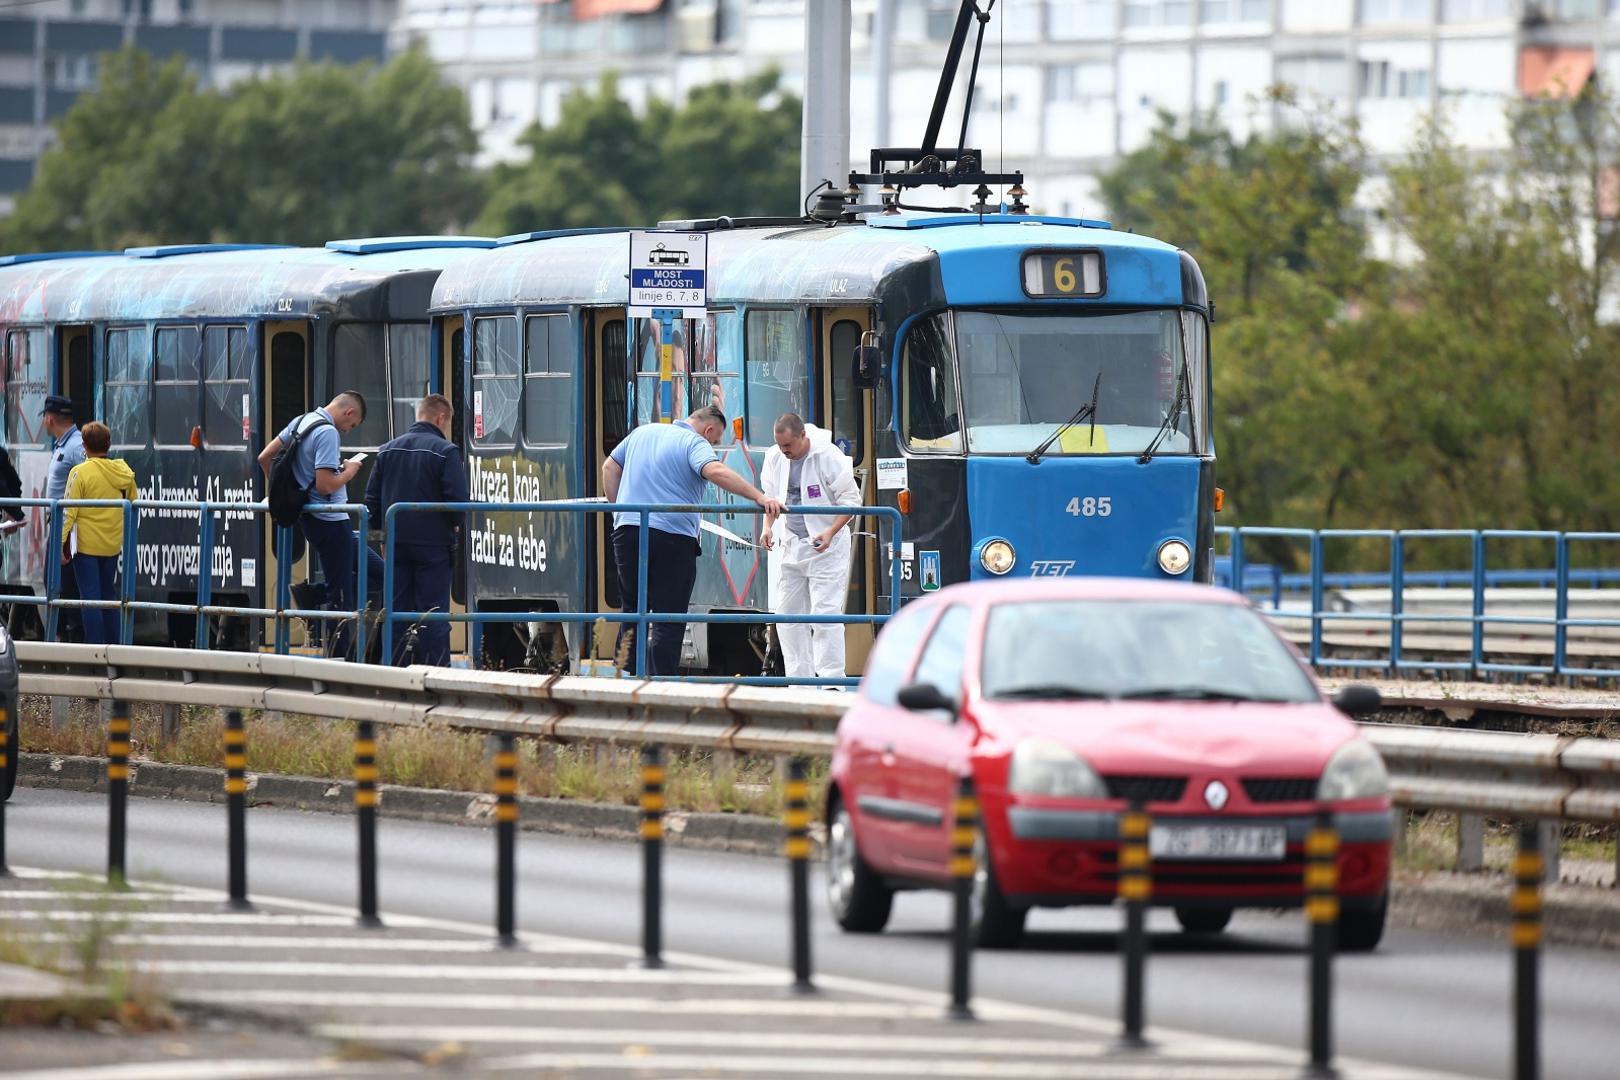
[2,45,480,251]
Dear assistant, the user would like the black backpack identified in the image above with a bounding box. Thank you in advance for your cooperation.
[268,414,332,529]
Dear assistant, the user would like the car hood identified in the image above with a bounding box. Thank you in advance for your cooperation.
[975,699,1359,776]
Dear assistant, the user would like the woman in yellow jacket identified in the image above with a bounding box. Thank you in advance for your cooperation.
[60,422,137,645]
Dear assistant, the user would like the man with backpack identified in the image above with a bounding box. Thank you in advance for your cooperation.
[257,391,368,658]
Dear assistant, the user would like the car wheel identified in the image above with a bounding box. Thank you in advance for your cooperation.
[1174,906,1233,935]
[1,695,17,803]
[1338,892,1389,952]
[826,798,893,933]
[970,832,1027,949]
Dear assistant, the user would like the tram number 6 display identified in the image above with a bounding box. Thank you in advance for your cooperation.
[1022,250,1105,298]
[1066,496,1111,518]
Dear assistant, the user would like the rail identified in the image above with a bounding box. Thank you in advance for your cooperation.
[1216,526,1620,680]
[13,641,1619,829]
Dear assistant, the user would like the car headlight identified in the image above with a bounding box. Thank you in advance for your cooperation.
[1009,738,1108,799]
[980,538,1016,575]
[1157,538,1192,575]
[1316,739,1390,802]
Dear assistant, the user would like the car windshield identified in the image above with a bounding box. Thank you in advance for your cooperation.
[981,599,1319,704]
[955,310,1202,456]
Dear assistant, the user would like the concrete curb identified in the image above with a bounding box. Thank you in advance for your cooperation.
[17,753,1618,948]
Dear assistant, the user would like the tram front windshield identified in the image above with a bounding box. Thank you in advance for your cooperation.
[902,309,1205,456]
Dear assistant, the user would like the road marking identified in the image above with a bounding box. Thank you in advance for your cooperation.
[0,891,215,902]
[132,960,789,984]
[0,911,396,927]
[21,933,626,955]
[0,1061,401,1080]
[182,989,948,1018]
[473,1052,1311,1079]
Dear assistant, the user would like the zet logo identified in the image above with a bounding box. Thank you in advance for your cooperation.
[1029,560,1076,577]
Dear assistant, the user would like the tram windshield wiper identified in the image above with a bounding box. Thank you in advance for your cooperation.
[1137,358,1193,465]
[1026,373,1102,465]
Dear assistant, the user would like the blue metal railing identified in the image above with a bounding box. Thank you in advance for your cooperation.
[380,501,905,686]
[1214,526,1620,679]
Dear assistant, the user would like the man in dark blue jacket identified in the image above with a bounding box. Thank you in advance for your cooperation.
[364,394,469,666]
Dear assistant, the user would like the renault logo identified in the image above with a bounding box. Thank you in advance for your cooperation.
[1203,780,1230,811]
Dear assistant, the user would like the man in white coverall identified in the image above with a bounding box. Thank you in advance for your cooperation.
[761,413,861,680]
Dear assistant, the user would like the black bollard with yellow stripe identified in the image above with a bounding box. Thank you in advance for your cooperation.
[947,773,977,1021]
[354,720,382,927]
[1117,802,1151,1047]
[640,744,665,969]
[784,756,814,992]
[0,705,10,877]
[494,733,519,948]
[223,709,250,910]
[1513,822,1542,1080]
[107,700,130,885]
[1305,811,1339,1075]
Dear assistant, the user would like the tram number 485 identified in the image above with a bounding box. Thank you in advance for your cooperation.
[1065,496,1112,518]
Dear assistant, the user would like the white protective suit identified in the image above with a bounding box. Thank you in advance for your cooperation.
[761,424,861,679]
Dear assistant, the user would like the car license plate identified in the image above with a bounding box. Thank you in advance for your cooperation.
[1149,824,1287,861]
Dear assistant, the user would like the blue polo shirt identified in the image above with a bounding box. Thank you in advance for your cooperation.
[610,421,718,538]
[46,426,85,502]
[276,408,348,522]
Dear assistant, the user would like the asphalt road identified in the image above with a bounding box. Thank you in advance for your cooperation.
[7,785,1618,1080]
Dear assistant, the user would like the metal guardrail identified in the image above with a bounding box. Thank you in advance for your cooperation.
[1216,526,1620,680]
[13,641,1618,829]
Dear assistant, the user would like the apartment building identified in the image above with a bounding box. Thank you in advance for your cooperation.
[0,0,394,213]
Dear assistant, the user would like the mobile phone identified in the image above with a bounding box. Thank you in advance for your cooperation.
[347,453,368,466]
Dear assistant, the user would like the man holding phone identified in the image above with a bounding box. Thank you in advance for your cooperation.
[258,390,369,658]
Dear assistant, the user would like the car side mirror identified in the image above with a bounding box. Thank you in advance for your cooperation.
[897,681,957,716]
[1331,684,1382,717]
[853,330,881,391]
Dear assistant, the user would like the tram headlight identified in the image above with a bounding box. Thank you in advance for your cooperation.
[980,539,1016,576]
[1156,539,1192,576]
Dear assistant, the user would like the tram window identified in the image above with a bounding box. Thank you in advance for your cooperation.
[389,324,431,439]
[634,317,689,426]
[901,314,962,453]
[104,327,151,450]
[690,309,740,431]
[203,325,250,450]
[332,323,390,449]
[600,319,628,452]
[4,328,47,448]
[155,326,202,448]
[523,314,571,449]
[744,309,806,446]
[829,319,862,462]
[472,315,520,446]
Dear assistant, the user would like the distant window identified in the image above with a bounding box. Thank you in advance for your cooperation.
[690,309,740,438]
[829,319,863,464]
[331,323,389,449]
[1202,0,1269,21]
[634,317,689,427]
[105,327,152,450]
[472,316,519,446]
[1123,0,1192,28]
[1359,0,1430,24]
[154,325,201,448]
[600,319,628,453]
[1441,0,1508,17]
[203,325,250,450]
[389,323,431,439]
[744,309,806,447]
[523,313,572,448]
[4,328,47,449]
[901,314,962,453]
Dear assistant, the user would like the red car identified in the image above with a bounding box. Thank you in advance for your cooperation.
[827,578,1393,950]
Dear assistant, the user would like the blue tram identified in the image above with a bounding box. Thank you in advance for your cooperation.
[0,237,493,647]
[431,211,1215,674]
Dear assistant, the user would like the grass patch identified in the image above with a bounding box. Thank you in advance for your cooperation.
[1397,810,1617,877]
[19,696,828,819]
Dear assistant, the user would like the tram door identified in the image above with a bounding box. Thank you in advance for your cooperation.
[261,321,310,644]
[817,307,877,673]
[54,327,92,428]
[439,315,467,656]
[586,308,629,660]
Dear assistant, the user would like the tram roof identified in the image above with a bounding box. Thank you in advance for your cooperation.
[430,213,1193,312]
[0,239,496,325]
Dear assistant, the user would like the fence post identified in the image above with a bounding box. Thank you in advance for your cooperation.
[107,698,129,886]
[354,505,369,663]
[1306,811,1339,1076]
[947,773,977,1021]
[635,514,650,677]
[0,705,9,877]
[1117,801,1150,1048]
[494,732,518,948]
[195,502,214,650]
[1471,532,1487,679]
[1230,528,1246,600]
[45,500,60,642]
[223,709,249,909]
[355,720,381,928]
[1389,532,1405,677]
[640,744,664,968]
[1514,822,1541,1080]
[784,756,814,993]
[1553,534,1569,679]
[1309,531,1325,666]
[381,509,396,667]
[119,500,136,646]
[1457,813,1485,873]
[274,525,292,655]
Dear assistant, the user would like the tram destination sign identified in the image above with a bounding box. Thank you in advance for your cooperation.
[629,231,708,318]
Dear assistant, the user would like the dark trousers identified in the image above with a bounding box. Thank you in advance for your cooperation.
[55,559,82,642]
[71,553,118,645]
[612,524,700,677]
[390,544,452,667]
[302,516,356,657]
